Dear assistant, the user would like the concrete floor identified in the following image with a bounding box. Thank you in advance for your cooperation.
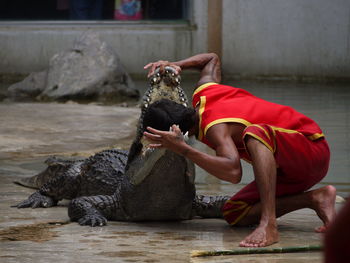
[0,102,339,263]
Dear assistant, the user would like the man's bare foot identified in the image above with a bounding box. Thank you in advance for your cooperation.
[310,185,336,233]
[239,221,279,247]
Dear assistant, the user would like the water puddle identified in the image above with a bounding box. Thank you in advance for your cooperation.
[0,221,69,242]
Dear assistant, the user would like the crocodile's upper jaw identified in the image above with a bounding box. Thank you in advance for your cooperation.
[142,66,188,109]
[126,66,193,185]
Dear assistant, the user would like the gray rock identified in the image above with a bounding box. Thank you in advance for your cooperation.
[7,71,47,101]
[8,31,139,103]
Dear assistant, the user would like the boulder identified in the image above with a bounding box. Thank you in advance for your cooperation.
[7,71,47,101]
[7,31,139,103]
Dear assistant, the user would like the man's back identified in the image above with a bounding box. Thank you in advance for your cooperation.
[192,82,324,148]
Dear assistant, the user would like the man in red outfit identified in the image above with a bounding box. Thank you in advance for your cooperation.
[143,53,336,247]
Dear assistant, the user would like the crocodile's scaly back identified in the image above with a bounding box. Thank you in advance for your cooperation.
[78,149,128,196]
[14,157,84,189]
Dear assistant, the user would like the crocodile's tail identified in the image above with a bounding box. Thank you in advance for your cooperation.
[14,157,82,189]
[192,195,231,218]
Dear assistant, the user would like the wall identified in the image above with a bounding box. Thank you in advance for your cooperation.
[0,0,349,79]
[0,0,208,76]
[0,22,194,75]
[222,0,350,79]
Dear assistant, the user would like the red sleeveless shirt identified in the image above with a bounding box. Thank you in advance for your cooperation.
[192,83,324,148]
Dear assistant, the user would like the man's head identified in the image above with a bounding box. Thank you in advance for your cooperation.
[143,98,196,134]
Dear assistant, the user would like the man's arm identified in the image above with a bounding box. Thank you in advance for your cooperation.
[144,53,222,88]
[144,124,242,184]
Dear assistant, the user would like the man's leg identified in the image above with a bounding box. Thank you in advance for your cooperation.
[239,136,279,247]
[236,185,336,231]
[221,123,335,247]
[238,137,336,247]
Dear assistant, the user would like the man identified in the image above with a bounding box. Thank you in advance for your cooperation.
[143,53,336,247]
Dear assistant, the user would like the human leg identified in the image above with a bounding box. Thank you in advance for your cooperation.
[238,136,279,247]
[237,185,336,232]
[222,124,334,247]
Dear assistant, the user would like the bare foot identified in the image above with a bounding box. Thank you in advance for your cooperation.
[239,222,279,247]
[310,185,336,233]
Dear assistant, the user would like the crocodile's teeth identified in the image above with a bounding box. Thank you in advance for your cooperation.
[183,131,189,141]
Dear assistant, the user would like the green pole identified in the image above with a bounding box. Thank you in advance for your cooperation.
[191,244,323,257]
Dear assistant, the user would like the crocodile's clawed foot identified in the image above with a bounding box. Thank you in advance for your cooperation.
[12,191,57,208]
[78,213,107,227]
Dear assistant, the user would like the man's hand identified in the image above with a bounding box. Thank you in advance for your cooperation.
[143,125,189,156]
[144,61,181,77]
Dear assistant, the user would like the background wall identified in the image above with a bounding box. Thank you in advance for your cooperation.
[222,0,350,79]
[0,22,198,76]
[0,0,349,79]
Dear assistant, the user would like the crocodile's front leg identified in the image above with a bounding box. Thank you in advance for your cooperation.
[13,163,82,208]
[192,195,231,218]
[68,193,126,226]
[12,191,58,208]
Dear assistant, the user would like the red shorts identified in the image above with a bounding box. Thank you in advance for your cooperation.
[222,124,330,225]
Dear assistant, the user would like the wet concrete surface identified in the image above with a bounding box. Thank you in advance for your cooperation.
[0,99,345,263]
[0,174,332,263]
[1,79,349,262]
[0,102,139,160]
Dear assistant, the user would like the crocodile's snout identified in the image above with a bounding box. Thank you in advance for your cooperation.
[150,66,181,87]
[162,67,181,86]
[149,72,161,86]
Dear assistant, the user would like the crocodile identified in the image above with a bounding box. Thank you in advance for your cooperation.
[14,67,229,225]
